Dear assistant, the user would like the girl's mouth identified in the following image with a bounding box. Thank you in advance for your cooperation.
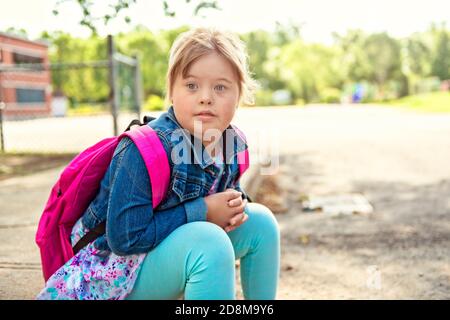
[195,111,216,121]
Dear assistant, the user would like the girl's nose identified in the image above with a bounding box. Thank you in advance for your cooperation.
[200,99,212,105]
[199,90,213,105]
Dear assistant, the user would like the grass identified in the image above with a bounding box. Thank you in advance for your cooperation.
[67,103,138,116]
[67,103,109,116]
[381,91,450,113]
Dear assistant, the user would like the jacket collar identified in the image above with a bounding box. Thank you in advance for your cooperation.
[165,105,248,169]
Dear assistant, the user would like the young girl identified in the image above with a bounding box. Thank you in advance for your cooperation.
[37,27,280,300]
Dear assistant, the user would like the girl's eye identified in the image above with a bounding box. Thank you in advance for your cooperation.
[187,83,198,90]
[215,85,226,91]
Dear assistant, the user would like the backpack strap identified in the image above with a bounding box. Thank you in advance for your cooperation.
[123,125,170,208]
[230,125,253,203]
[124,116,156,132]
[73,122,170,255]
[72,222,106,255]
[231,124,250,177]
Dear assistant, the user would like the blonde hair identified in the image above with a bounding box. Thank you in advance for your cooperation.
[166,27,259,106]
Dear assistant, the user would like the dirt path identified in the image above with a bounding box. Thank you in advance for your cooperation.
[240,106,450,299]
[271,157,450,299]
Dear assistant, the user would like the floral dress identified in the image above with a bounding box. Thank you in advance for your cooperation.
[36,217,147,300]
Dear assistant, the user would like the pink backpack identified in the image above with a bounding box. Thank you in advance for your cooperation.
[35,120,250,282]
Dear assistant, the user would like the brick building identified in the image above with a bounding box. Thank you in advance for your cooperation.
[0,32,52,119]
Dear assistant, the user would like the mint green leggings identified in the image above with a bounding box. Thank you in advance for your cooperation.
[126,203,280,300]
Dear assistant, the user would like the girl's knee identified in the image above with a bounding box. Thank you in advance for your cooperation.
[245,203,280,239]
[185,221,235,261]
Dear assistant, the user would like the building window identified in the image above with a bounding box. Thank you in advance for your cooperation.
[16,88,45,103]
[13,52,43,64]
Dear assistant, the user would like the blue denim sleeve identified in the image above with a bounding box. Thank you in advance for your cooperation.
[106,138,206,256]
[184,197,207,222]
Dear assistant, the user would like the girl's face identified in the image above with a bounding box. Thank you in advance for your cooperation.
[171,51,240,146]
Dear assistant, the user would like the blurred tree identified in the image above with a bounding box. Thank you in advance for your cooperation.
[41,32,109,104]
[276,40,342,103]
[116,25,189,99]
[242,22,304,95]
[116,26,168,98]
[159,27,191,50]
[241,30,272,88]
[405,33,432,77]
[334,30,407,99]
[273,21,303,47]
[431,27,450,80]
[332,29,371,82]
[37,21,449,107]
[364,33,405,98]
[401,32,433,95]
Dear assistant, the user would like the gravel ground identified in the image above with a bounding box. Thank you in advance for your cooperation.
[236,105,450,299]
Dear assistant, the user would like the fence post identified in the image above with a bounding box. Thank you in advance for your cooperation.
[0,77,4,152]
[107,35,119,136]
[0,101,4,153]
[133,54,143,121]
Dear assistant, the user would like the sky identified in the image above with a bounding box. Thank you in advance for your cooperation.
[0,0,449,44]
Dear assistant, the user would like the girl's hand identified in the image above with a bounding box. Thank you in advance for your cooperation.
[224,210,248,232]
[224,188,248,233]
[204,189,245,230]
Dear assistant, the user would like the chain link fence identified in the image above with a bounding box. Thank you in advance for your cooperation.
[0,35,145,153]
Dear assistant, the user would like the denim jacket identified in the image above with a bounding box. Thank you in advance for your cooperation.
[80,106,248,256]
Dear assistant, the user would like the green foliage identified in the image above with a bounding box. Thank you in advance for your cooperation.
[143,94,165,111]
[38,22,449,110]
[332,29,371,82]
[274,40,343,103]
[431,28,450,80]
[43,32,109,103]
[383,91,450,113]
[320,88,342,103]
[240,31,272,88]
[364,33,403,87]
[116,27,167,98]
[67,103,109,116]
[405,33,432,77]
[295,98,306,106]
[255,89,273,106]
